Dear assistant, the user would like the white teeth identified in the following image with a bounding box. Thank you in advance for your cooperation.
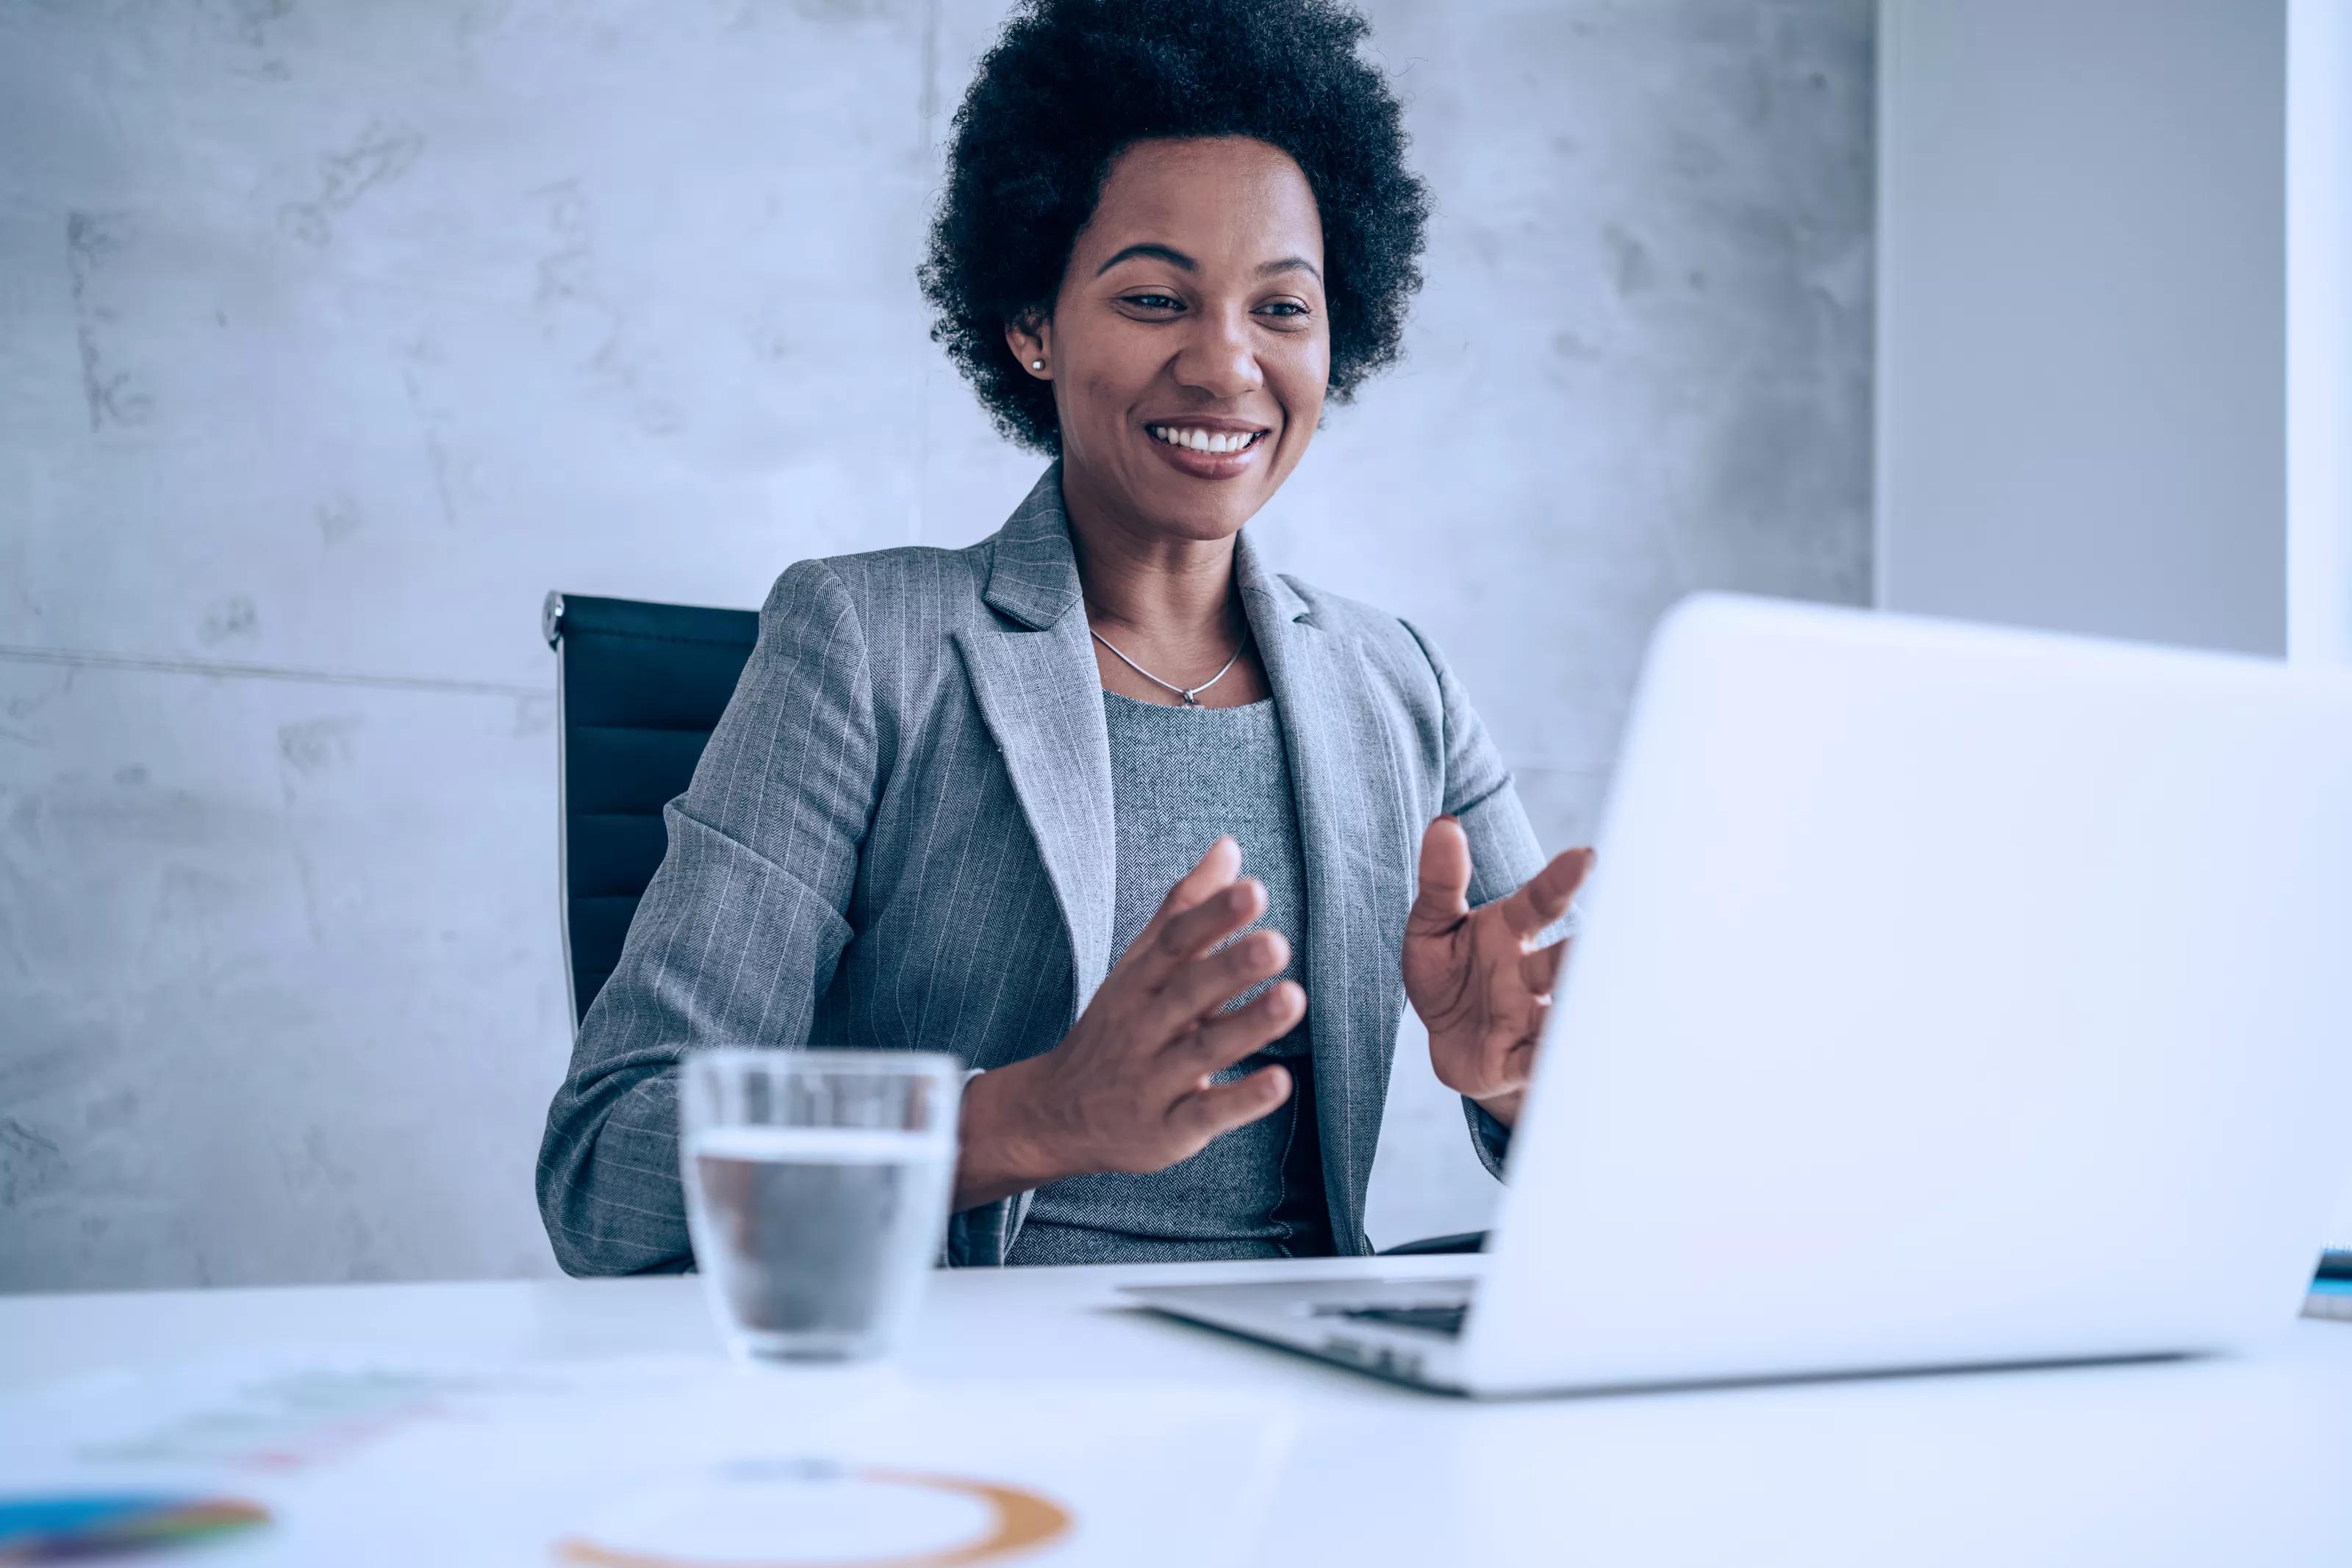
[1150,426,1258,454]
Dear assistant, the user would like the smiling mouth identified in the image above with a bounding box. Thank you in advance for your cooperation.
[1147,425,1269,454]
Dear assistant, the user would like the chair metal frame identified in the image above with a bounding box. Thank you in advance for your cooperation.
[544,590,581,1032]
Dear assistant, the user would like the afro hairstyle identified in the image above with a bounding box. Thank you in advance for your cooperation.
[918,0,1432,453]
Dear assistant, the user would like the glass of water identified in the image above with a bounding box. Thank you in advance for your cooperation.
[678,1049,961,1363]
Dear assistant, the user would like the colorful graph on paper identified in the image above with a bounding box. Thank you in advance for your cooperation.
[71,1364,561,1472]
[0,1492,271,1560]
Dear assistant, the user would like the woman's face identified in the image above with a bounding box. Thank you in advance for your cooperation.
[1015,136,1330,543]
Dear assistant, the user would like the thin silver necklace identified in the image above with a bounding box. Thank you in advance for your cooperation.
[1089,622,1248,706]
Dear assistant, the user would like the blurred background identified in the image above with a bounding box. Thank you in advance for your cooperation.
[0,0,2342,1291]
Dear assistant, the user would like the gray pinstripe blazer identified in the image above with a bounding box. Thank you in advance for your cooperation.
[536,463,1546,1275]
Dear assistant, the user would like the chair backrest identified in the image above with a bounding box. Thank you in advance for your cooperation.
[544,591,759,1029]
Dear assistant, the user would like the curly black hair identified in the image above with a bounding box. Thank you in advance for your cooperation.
[919,0,1432,453]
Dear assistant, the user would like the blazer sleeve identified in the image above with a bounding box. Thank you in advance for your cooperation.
[1403,620,1555,1182]
[535,558,876,1276]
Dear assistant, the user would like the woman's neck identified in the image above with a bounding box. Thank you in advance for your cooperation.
[1058,460,1272,706]
[1059,465,1241,643]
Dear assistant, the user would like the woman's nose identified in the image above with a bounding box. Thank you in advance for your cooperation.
[1169,308,1263,399]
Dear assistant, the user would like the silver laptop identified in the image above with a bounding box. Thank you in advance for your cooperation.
[1126,594,2352,1396]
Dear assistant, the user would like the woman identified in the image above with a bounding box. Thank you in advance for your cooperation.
[538,0,1592,1273]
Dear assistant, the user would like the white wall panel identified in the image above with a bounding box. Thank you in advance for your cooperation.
[1876,0,2287,654]
[2289,0,2352,672]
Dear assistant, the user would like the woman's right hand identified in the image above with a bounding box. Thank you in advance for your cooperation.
[951,836,1304,1212]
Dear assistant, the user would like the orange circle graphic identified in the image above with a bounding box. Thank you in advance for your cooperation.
[553,1466,1074,1568]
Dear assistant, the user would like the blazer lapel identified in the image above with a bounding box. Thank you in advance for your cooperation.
[1238,532,1417,1256]
[950,464,1119,1018]
[951,486,1416,1249]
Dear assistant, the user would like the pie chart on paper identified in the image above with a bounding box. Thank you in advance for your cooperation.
[553,1459,1074,1567]
[0,1492,272,1560]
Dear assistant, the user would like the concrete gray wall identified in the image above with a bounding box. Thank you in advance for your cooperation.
[0,0,1873,1290]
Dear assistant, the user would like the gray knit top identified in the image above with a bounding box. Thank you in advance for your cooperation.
[1005,692,1335,1265]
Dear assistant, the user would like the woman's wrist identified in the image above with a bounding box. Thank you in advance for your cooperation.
[1469,1088,1522,1130]
[950,1056,1068,1211]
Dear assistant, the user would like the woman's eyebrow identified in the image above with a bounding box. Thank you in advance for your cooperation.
[1258,256,1322,282]
[1094,242,1195,276]
[1091,243,1323,284]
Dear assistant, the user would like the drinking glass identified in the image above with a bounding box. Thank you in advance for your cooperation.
[678,1049,961,1362]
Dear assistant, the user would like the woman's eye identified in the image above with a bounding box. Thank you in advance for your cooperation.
[1122,293,1182,311]
[1258,301,1309,318]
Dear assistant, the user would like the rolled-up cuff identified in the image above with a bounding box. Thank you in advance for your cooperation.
[939,1066,1033,1267]
[1464,1096,1512,1181]
[944,1190,1035,1267]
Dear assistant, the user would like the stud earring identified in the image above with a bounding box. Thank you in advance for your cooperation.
[1030,359,1045,372]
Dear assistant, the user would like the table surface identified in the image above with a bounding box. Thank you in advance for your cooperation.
[5,1256,2350,1567]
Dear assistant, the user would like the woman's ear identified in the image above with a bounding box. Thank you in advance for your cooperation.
[1003,312,1053,379]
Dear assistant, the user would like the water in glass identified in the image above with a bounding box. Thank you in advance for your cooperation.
[679,1051,959,1362]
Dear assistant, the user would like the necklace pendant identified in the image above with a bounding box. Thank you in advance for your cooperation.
[1087,623,1246,711]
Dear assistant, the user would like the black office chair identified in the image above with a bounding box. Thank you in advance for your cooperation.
[544,591,759,1030]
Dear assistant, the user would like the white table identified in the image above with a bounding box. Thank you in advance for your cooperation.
[5,1256,2350,1566]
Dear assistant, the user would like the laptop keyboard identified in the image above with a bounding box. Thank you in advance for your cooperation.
[1314,1303,1469,1338]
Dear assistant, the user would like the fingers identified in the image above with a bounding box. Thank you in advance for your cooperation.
[1410,815,1473,931]
[1166,1062,1293,1148]
[1499,846,1595,943]
[1178,834,1242,899]
[1170,980,1305,1078]
[1122,843,1261,990]
[1519,934,1569,996]
[1143,841,1251,926]
[1150,927,1290,1030]
[1160,874,1265,957]
[1128,836,1241,952]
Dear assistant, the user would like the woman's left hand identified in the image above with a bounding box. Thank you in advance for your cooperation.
[1402,816,1595,1129]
